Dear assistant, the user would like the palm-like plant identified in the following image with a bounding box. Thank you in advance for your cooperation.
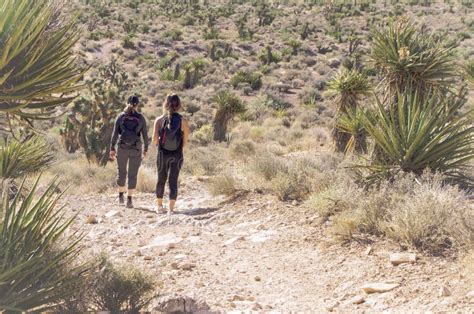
[328,69,370,153]
[361,87,474,181]
[0,178,85,311]
[212,91,246,142]
[0,0,82,121]
[335,107,368,154]
[0,138,54,181]
[466,60,474,86]
[372,19,455,97]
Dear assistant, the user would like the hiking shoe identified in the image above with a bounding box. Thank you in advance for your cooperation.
[119,194,125,205]
[155,205,166,214]
[126,198,133,208]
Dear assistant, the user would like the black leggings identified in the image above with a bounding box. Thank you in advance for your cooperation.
[156,150,183,200]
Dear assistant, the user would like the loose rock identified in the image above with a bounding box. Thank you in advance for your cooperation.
[390,253,417,266]
[361,283,399,294]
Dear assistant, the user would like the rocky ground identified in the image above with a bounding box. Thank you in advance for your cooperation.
[63,177,474,312]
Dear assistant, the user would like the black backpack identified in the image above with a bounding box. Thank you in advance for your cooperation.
[160,114,182,151]
[119,113,141,148]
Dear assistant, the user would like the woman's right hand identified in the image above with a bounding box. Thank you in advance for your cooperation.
[109,149,116,160]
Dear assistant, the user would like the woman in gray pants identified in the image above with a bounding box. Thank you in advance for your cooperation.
[110,95,149,208]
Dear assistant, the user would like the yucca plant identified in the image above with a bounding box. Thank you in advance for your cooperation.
[0,0,82,120]
[0,178,86,311]
[0,138,54,181]
[328,69,370,153]
[360,87,474,182]
[372,19,455,97]
[335,107,368,154]
[466,60,474,86]
[212,91,246,142]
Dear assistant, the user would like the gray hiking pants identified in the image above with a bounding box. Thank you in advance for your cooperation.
[116,146,142,190]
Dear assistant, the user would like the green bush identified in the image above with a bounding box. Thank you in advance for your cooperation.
[90,255,155,314]
[230,71,263,90]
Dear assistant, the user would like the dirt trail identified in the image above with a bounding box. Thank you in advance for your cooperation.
[65,177,474,312]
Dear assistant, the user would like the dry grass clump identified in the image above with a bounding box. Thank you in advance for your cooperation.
[182,145,224,176]
[47,156,115,193]
[229,139,256,159]
[136,166,156,193]
[308,172,474,252]
[207,174,238,196]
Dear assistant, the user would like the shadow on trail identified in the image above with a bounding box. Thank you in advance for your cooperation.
[176,207,219,216]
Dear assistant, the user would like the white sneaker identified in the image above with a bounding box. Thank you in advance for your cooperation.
[155,205,166,214]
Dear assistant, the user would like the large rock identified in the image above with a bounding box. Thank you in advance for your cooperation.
[153,295,211,313]
[361,283,399,294]
[390,253,417,266]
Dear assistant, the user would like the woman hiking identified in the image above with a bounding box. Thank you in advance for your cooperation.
[152,93,189,214]
[110,95,149,208]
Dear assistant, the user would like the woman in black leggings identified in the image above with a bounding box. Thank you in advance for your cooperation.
[152,94,189,214]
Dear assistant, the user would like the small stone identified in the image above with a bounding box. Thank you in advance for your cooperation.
[325,301,339,312]
[347,295,365,305]
[105,210,120,218]
[466,290,474,298]
[224,236,244,246]
[86,215,98,224]
[180,263,196,271]
[365,246,372,255]
[390,253,417,266]
[134,250,142,257]
[361,283,399,294]
[231,295,245,302]
[439,285,451,297]
[254,276,261,282]
[143,256,154,261]
[328,58,341,68]
[170,262,179,269]
[251,302,262,310]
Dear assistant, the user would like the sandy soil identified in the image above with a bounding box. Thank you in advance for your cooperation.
[63,177,474,312]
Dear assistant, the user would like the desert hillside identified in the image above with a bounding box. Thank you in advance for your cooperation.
[0,0,473,312]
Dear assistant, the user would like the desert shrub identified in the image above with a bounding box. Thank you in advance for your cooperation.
[48,157,115,193]
[192,124,214,145]
[207,174,237,196]
[182,146,223,176]
[136,166,156,193]
[270,157,321,201]
[306,181,359,220]
[230,70,263,90]
[90,255,155,314]
[251,152,287,181]
[229,139,256,159]
[381,174,472,251]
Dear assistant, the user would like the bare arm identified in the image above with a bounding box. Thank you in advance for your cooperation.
[181,118,190,147]
[152,116,163,146]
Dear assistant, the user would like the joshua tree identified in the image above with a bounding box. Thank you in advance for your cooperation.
[328,69,370,154]
[212,91,246,142]
[61,60,133,166]
[372,19,455,99]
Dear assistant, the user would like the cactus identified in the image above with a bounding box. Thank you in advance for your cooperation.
[61,60,133,166]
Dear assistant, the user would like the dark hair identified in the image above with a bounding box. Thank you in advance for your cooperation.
[125,95,140,114]
[128,95,140,105]
[163,93,181,119]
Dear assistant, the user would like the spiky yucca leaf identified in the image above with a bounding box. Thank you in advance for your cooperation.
[361,88,474,179]
[212,91,246,142]
[328,69,370,153]
[327,69,371,110]
[336,107,368,154]
[466,60,474,86]
[0,138,54,180]
[0,178,86,311]
[372,19,455,96]
[0,0,82,119]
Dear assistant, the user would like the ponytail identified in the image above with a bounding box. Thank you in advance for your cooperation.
[125,95,140,114]
[125,104,135,114]
[163,93,181,120]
